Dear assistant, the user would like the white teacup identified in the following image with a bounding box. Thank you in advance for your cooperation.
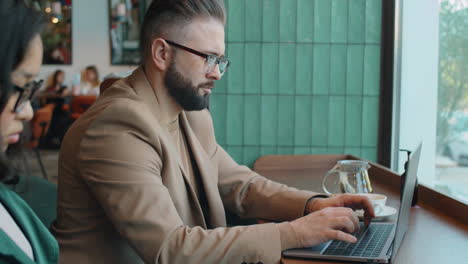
[358,193,387,215]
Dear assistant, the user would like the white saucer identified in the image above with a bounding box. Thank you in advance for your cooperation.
[355,205,397,221]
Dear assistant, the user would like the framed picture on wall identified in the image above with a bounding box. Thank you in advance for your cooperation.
[28,0,73,65]
[109,0,148,65]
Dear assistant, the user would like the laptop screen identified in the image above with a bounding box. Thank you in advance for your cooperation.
[391,143,422,258]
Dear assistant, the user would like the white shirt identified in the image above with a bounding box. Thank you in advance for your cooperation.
[74,83,100,96]
[0,201,34,260]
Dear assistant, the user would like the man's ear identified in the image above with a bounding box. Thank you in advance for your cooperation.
[151,38,171,71]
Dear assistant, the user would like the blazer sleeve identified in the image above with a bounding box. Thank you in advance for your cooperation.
[215,144,320,222]
[77,103,286,264]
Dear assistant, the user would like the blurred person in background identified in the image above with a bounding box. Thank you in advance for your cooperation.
[45,70,69,96]
[0,0,58,263]
[41,69,73,149]
[72,65,100,96]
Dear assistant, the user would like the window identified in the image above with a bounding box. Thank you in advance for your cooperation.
[435,0,468,204]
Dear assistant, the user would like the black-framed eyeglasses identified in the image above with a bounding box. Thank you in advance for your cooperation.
[13,79,43,113]
[165,40,230,75]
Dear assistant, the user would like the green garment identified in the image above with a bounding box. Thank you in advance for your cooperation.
[0,183,58,264]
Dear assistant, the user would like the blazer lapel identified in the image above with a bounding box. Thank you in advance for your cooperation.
[128,67,191,185]
[127,67,207,228]
[168,137,208,229]
[156,126,206,226]
[180,112,227,228]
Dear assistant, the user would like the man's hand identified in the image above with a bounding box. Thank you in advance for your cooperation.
[290,207,360,247]
[306,194,376,226]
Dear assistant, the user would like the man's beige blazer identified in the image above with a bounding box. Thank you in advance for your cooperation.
[52,67,318,264]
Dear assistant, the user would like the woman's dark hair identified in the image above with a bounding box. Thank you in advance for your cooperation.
[0,0,46,183]
[51,69,64,88]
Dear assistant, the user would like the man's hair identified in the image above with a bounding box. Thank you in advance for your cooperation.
[140,0,226,62]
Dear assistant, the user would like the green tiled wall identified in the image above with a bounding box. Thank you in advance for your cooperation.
[211,0,382,167]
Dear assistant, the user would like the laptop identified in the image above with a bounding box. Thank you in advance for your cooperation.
[283,143,422,263]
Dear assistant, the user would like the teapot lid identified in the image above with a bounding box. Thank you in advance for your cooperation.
[337,160,370,172]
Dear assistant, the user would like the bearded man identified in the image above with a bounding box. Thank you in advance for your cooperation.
[52,1,374,263]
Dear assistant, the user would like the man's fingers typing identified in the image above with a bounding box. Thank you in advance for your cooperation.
[344,195,376,218]
[334,216,356,234]
[327,230,357,244]
[291,206,366,248]
[351,213,360,232]
[329,207,360,232]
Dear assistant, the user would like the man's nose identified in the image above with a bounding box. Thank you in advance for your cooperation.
[206,64,222,80]
[16,101,34,121]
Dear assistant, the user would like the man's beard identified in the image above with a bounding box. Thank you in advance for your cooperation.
[165,61,213,111]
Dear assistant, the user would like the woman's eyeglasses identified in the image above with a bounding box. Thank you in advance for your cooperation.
[13,79,43,113]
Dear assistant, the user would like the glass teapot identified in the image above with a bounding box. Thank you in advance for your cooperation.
[322,160,374,194]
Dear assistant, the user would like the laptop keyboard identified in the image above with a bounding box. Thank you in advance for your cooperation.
[323,223,394,258]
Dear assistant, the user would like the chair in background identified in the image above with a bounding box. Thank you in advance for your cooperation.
[70,95,97,121]
[29,104,55,179]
